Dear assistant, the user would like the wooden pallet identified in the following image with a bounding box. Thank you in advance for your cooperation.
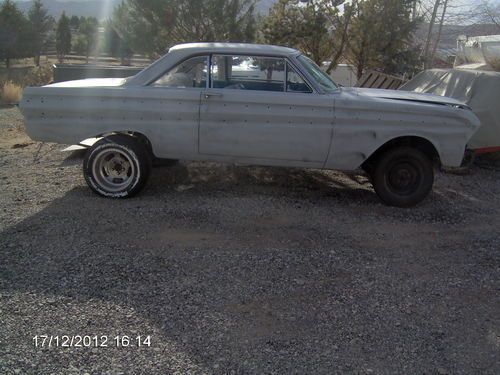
[356,70,406,89]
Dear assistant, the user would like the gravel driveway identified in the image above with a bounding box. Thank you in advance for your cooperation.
[0,106,499,374]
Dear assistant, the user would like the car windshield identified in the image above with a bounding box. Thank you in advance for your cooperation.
[297,55,338,92]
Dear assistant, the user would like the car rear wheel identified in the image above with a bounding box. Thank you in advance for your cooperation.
[83,134,151,198]
[371,146,434,207]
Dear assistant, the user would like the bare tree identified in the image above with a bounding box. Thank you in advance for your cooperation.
[429,0,449,66]
[480,1,500,30]
[422,0,440,69]
[324,0,355,73]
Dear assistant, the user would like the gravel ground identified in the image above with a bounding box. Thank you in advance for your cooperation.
[0,106,499,374]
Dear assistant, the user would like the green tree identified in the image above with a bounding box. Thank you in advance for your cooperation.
[72,34,86,56]
[262,0,352,71]
[78,16,98,63]
[116,0,257,57]
[70,15,80,31]
[346,0,419,79]
[0,0,31,68]
[28,0,55,66]
[103,19,133,65]
[108,1,157,58]
[56,12,71,62]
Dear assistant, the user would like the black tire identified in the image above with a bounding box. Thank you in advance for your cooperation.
[83,134,152,198]
[371,146,434,207]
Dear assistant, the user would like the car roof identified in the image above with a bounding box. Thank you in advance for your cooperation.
[169,42,299,57]
[126,43,301,86]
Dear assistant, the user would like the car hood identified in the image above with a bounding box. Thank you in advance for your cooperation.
[45,78,127,88]
[341,87,468,108]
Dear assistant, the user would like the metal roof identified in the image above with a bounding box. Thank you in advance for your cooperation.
[169,43,299,57]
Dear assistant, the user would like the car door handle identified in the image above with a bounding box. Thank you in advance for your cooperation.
[204,92,223,99]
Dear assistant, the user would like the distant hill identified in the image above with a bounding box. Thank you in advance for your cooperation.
[13,0,277,19]
[416,22,500,54]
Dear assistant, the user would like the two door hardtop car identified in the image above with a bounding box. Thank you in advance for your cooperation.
[20,43,481,207]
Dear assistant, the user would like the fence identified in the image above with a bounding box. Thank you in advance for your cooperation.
[356,70,406,89]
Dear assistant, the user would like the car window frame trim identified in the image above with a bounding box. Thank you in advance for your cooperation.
[285,61,313,94]
[208,53,318,94]
[144,51,325,95]
[146,54,210,89]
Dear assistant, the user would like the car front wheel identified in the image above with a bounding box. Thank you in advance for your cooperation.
[371,146,434,207]
[83,134,151,198]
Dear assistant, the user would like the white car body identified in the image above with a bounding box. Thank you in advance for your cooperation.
[20,43,480,171]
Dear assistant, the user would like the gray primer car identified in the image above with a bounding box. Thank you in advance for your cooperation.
[20,43,481,206]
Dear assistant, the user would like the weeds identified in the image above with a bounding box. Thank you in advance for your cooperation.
[0,65,53,89]
[1,81,22,104]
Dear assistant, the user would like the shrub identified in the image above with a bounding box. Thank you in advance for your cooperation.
[20,65,53,87]
[0,65,53,89]
[1,81,22,104]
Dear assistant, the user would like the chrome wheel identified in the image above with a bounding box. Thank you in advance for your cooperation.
[92,148,136,193]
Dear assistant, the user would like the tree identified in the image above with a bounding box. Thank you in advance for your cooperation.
[28,0,55,66]
[263,0,329,65]
[116,0,257,57]
[108,1,156,58]
[421,0,440,69]
[345,0,377,79]
[480,1,500,31]
[78,16,98,63]
[0,0,31,68]
[72,34,87,57]
[103,21,133,65]
[324,0,354,73]
[70,15,80,31]
[262,0,352,71]
[429,0,449,67]
[345,0,420,79]
[56,12,71,63]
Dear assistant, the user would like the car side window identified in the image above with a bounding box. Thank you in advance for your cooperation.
[152,56,207,88]
[211,55,285,92]
[287,63,312,93]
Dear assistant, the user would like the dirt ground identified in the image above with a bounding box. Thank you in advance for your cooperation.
[0,106,499,374]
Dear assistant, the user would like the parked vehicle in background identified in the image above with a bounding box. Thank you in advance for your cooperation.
[20,43,481,207]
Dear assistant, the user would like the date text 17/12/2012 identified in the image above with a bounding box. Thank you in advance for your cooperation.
[33,335,152,348]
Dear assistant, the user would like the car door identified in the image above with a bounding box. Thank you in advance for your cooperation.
[199,54,334,165]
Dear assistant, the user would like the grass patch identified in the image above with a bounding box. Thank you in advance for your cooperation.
[1,81,22,104]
